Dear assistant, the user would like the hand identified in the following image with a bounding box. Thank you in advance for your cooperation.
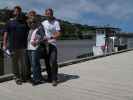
[31,41,38,47]
[2,45,7,50]
[43,36,50,41]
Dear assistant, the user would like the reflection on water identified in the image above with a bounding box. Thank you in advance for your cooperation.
[57,39,95,62]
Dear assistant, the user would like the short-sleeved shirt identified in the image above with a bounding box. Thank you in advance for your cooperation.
[5,18,29,50]
[41,19,60,46]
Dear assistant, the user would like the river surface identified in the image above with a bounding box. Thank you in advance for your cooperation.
[57,39,95,62]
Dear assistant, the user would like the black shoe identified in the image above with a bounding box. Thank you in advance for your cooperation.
[21,79,27,83]
[27,78,33,83]
[15,79,22,85]
[46,78,52,83]
[31,80,45,86]
[32,81,41,86]
[22,78,32,83]
[52,81,58,87]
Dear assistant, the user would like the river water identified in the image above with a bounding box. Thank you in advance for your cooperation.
[57,38,133,62]
[57,39,95,62]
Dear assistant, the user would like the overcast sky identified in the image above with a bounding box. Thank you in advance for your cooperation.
[0,0,133,32]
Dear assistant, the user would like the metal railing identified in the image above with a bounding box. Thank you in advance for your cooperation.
[0,38,130,78]
[0,49,4,75]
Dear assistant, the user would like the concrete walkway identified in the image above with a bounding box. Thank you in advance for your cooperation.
[0,51,133,100]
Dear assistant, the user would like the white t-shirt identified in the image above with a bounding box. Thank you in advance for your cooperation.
[41,20,60,46]
[27,28,40,50]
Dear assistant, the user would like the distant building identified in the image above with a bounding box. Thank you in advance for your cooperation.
[93,26,121,56]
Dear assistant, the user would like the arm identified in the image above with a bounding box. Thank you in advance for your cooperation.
[3,21,9,49]
[52,21,61,39]
[52,31,61,39]
[3,32,8,49]
[31,29,40,46]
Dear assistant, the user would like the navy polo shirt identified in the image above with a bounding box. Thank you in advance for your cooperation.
[5,18,29,50]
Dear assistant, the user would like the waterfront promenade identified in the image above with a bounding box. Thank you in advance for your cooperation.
[0,50,133,100]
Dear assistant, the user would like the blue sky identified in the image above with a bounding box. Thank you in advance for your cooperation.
[0,0,133,32]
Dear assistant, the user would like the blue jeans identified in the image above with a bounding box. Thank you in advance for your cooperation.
[28,50,42,81]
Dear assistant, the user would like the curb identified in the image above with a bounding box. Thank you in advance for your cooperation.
[0,48,133,83]
[58,48,133,67]
[0,74,14,83]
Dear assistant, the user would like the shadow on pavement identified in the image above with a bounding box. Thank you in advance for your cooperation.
[57,73,80,84]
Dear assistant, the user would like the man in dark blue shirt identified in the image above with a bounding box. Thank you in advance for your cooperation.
[3,6,29,85]
[5,16,28,50]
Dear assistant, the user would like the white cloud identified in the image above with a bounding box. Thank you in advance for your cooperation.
[0,0,133,23]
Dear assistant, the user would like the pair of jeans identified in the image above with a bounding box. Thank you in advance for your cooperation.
[28,50,42,81]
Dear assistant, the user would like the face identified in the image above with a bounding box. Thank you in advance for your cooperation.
[30,22,37,29]
[13,8,21,16]
[28,11,36,18]
[45,9,53,20]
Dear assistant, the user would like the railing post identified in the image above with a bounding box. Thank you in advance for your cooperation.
[0,49,4,75]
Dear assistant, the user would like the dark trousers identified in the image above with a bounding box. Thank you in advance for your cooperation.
[12,49,29,80]
[39,44,58,81]
[25,50,32,79]
[48,44,58,81]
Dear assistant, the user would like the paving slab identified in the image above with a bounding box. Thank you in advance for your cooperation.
[0,51,133,100]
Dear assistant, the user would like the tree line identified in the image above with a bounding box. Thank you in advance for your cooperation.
[0,8,96,40]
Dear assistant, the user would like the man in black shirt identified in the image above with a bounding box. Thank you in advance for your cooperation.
[3,6,29,85]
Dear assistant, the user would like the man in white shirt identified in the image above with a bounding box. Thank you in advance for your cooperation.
[39,8,61,86]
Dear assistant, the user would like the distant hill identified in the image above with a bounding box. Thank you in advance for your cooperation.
[0,8,96,40]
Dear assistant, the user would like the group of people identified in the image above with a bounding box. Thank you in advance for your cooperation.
[2,6,61,86]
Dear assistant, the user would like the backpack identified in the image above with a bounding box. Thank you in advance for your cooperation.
[36,24,49,58]
[36,23,45,40]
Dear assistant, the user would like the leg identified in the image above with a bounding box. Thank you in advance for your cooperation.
[25,50,32,80]
[12,50,22,85]
[31,50,42,82]
[12,50,20,79]
[42,46,52,81]
[19,49,30,81]
[49,44,58,83]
